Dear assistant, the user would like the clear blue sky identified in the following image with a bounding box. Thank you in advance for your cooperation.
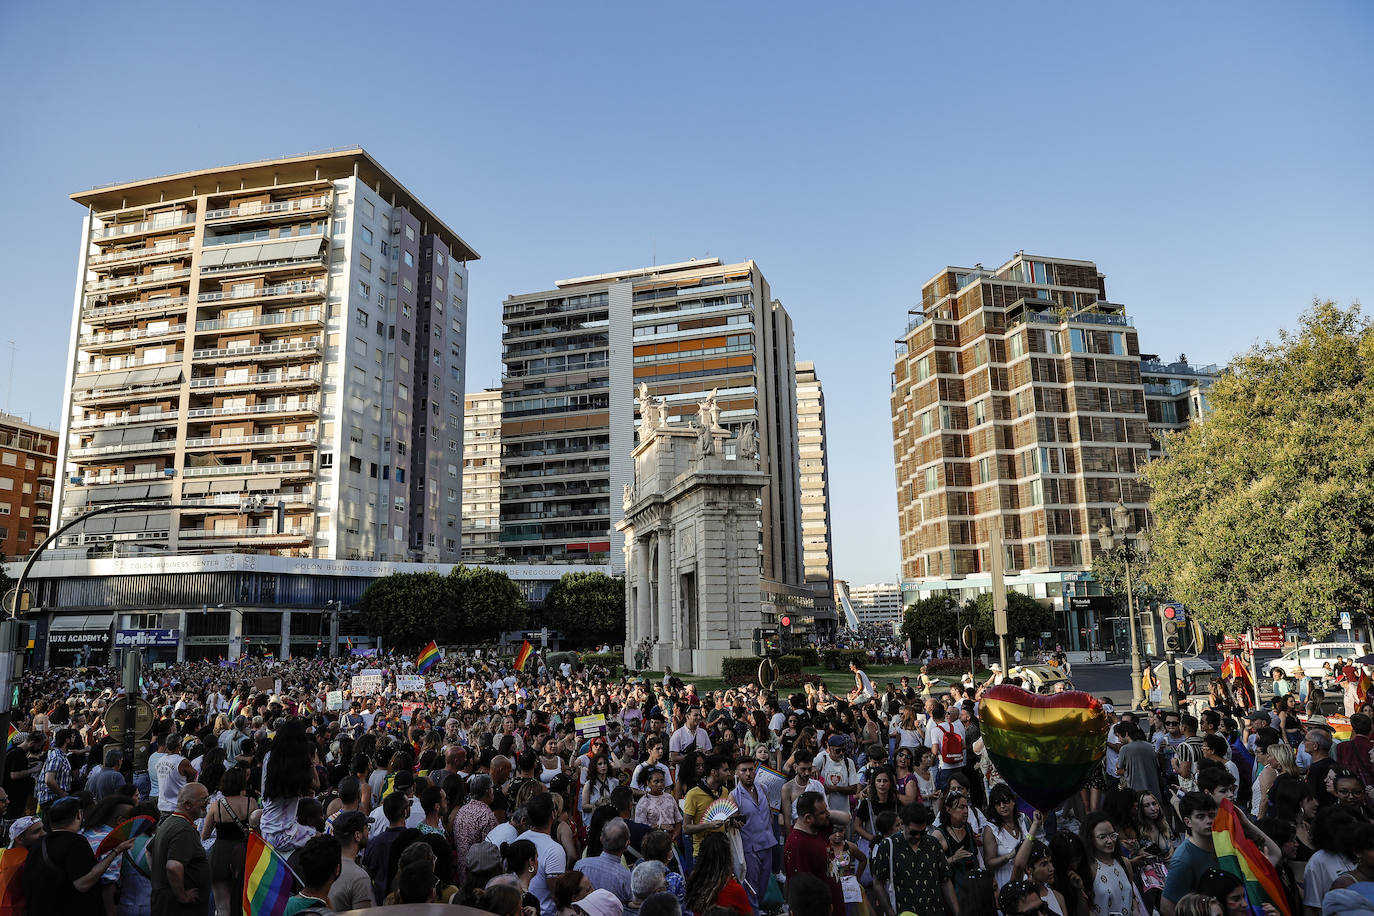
[2,2,1371,585]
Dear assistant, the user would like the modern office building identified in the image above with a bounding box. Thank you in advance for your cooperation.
[1139,355,1218,459]
[499,258,804,583]
[461,388,502,563]
[55,149,475,562]
[0,414,58,560]
[891,253,1155,652]
[843,582,904,630]
[795,361,835,613]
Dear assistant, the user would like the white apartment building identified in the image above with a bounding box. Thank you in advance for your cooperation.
[461,388,501,562]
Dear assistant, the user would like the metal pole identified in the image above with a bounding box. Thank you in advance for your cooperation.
[1125,546,1144,709]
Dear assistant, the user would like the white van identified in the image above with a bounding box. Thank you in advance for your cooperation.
[1262,642,1370,679]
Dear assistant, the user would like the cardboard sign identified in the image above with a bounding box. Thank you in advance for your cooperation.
[401,701,424,720]
[326,690,344,711]
[360,668,383,678]
[432,682,449,696]
[352,674,384,695]
[396,674,426,693]
[574,714,607,740]
[254,677,275,692]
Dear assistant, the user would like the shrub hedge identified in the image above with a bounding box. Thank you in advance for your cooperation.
[580,652,622,671]
[821,648,873,670]
[720,654,803,686]
[794,647,820,666]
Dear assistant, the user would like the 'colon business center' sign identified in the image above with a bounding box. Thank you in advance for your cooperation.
[115,629,181,648]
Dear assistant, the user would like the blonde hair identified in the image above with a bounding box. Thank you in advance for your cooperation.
[1268,742,1299,776]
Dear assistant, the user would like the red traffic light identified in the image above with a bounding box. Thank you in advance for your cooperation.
[780,616,792,628]
[1163,605,1179,620]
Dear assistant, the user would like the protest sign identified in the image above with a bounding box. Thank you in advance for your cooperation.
[396,674,426,693]
[432,682,449,696]
[352,674,384,695]
[326,690,344,711]
[574,713,607,740]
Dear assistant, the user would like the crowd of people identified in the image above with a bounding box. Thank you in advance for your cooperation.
[0,645,1369,916]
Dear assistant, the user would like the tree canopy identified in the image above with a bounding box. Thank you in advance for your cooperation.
[356,567,529,651]
[541,571,625,647]
[968,590,1055,642]
[1143,301,1374,640]
[900,595,959,649]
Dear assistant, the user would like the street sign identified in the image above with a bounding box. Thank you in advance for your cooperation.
[961,625,978,650]
[1254,626,1283,649]
[1341,612,1353,630]
[1069,596,1114,611]
[105,697,155,741]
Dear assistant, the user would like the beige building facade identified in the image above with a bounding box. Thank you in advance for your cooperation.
[795,361,835,613]
[461,388,502,562]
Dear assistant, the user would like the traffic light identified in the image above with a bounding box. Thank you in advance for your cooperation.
[780,615,792,634]
[1161,605,1183,653]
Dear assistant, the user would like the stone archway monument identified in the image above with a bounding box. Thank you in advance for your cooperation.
[619,387,767,676]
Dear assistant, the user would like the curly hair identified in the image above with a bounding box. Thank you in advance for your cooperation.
[684,832,735,915]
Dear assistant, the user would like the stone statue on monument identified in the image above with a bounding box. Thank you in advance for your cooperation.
[697,388,721,430]
[637,382,663,434]
[736,421,759,463]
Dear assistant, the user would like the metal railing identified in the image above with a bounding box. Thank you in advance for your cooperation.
[192,338,319,360]
[91,213,196,240]
[182,460,313,477]
[79,323,185,346]
[78,352,181,374]
[204,195,331,220]
[199,254,324,276]
[68,438,176,458]
[195,308,323,332]
[87,238,192,267]
[177,524,311,539]
[85,268,191,294]
[197,280,325,303]
[188,368,321,390]
[68,468,176,485]
[185,399,318,420]
[83,294,190,320]
[183,430,317,449]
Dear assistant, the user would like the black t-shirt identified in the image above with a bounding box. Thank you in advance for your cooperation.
[3,746,35,810]
[25,829,102,916]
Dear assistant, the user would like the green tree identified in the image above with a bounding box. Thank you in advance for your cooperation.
[1143,301,1374,641]
[969,590,1055,641]
[900,595,959,649]
[356,572,453,651]
[541,571,625,647]
[449,566,529,642]
[1089,542,1164,602]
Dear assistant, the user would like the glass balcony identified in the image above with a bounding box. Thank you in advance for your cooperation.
[83,294,190,321]
[79,323,186,348]
[182,460,314,477]
[91,212,196,242]
[87,238,192,268]
[68,438,176,459]
[183,429,317,450]
[197,280,326,305]
[71,410,180,430]
[86,268,192,295]
[185,399,319,421]
[194,308,323,333]
[188,367,321,392]
[67,468,176,486]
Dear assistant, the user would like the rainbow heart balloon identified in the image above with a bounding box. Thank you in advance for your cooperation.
[979,685,1107,812]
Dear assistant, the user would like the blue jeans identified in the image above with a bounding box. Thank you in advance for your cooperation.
[935,766,958,791]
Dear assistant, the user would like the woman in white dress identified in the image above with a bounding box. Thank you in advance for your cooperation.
[982,783,1032,889]
[1081,812,1136,916]
[1008,815,1068,916]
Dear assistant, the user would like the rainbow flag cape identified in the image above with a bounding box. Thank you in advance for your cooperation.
[1212,799,1292,916]
[243,832,297,916]
[0,847,26,912]
[513,640,533,672]
[417,640,440,674]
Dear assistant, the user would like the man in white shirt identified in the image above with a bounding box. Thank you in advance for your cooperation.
[367,771,424,837]
[669,707,713,764]
[156,734,198,813]
[927,702,967,791]
[516,793,567,916]
[812,735,859,814]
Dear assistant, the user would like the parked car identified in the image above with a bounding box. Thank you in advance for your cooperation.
[1010,664,1070,693]
[1262,642,1371,679]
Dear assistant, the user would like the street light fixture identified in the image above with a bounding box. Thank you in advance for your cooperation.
[1097,500,1150,709]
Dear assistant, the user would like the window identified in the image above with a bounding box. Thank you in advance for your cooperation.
[359,254,372,273]
[973,400,987,426]
[0,454,13,467]
[402,304,412,318]
[333,219,346,234]
[1069,329,1087,353]
[448,439,458,452]
[348,456,363,473]
[940,406,953,429]
[362,200,375,219]
[1008,331,1025,359]
[361,227,373,245]
[403,251,414,267]
[356,308,369,325]
[920,411,933,435]
[1110,331,1126,355]
[916,354,932,381]
[404,225,415,241]
[398,356,409,373]
[1029,478,1044,505]
[353,337,366,356]
[1045,331,1063,354]
[923,466,938,492]
[395,468,406,483]
[978,457,991,483]
[319,453,334,468]
[400,329,410,344]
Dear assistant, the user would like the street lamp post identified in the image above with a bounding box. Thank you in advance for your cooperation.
[1097,500,1149,710]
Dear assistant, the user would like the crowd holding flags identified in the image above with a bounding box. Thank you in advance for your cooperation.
[416,640,440,674]
[513,639,534,672]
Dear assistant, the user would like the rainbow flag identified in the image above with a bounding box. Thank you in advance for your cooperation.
[513,640,533,672]
[1212,799,1292,916]
[6,723,16,749]
[417,640,440,674]
[346,637,354,650]
[95,814,156,856]
[243,832,296,916]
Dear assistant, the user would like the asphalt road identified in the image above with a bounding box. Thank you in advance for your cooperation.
[1060,661,1137,705]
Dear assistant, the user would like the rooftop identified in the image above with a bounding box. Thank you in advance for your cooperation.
[71,147,479,262]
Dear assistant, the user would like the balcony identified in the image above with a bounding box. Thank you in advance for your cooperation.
[67,468,176,486]
[204,195,332,222]
[78,353,182,375]
[192,338,320,361]
[79,323,186,348]
[71,410,180,430]
[182,460,314,478]
[86,268,192,295]
[83,294,190,321]
[188,367,321,392]
[195,308,323,333]
[183,430,317,450]
[87,238,192,268]
[185,399,319,421]
[68,438,177,459]
[91,212,196,242]
[177,524,312,541]
[176,489,314,512]
[197,279,326,305]
[71,369,184,404]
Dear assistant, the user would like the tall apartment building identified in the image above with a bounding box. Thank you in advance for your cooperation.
[500,258,803,582]
[461,388,502,563]
[844,582,904,629]
[1140,355,1218,459]
[891,253,1154,652]
[0,414,58,560]
[795,361,835,612]
[55,149,475,561]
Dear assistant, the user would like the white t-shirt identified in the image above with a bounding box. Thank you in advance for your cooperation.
[1303,850,1356,907]
[486,820,519,847]
[928,720,967,769]
[516,828,568,916]
[156,753,188,812]
[367,796,424,837]
[669,725,712,755]
[631,761,674,790]
[812,751,858,811]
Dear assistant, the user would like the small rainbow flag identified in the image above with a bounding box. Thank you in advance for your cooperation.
[513,640,533,672]
[346,637,354,650]
[6,723,16,750]
[1212,798,1292,916]
[417,640,440,674]
[95,814,156,857]
[243,832,297,916]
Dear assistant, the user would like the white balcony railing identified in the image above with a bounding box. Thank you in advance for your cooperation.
[78,353,181,374]
[183,430,317,449]
[197,280,326,304]
[85,268,191,294]
[68,468,176,486]
[186,399,318,420]
[195,308,323,333]
[87,238,192,267]
[192,338,319,360]
[68,438,176,459]
[204,196,331,220]
[71,410,179,430]
[176,490,314,510]
[177,524,311,540]
[91,212,196,240]
[182,460,313,477]
[83,294,190,321]
[188,368,321,390]
[79,324,186,347]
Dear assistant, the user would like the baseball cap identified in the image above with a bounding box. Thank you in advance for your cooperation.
[1101,703,1116,714]
[466,840,502,874]
[8,816,39,844]
[574,889,625,916]
[827,734,847,747]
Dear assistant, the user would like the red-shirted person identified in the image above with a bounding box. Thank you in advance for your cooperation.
[784,790,846,916]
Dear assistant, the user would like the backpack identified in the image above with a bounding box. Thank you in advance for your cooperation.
[936,724,964,765]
